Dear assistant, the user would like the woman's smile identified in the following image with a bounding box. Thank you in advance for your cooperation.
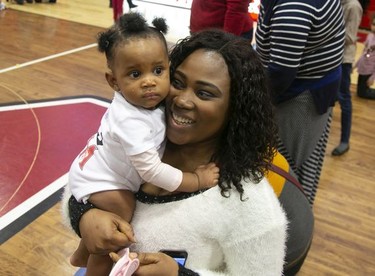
[170,111,195,125]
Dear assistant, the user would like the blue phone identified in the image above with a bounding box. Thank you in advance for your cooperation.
[160,250,188,266]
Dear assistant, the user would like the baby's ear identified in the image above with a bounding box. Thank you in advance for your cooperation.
[105,71,119,91]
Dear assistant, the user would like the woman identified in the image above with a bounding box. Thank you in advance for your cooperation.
[190,0,254,40]
[65,29,309,275]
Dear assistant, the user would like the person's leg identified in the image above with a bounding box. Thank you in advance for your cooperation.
[275,90,332,204]
[70,190,135,273]
[86,254,113,276]
[112,0,124,21]
[88,190,135,222]
[332,63,352,156]
[127,0,137,9]
[357,74,371,98]
[358,74,375,99]
[70,240,90,267]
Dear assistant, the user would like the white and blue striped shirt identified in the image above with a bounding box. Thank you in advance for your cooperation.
[255,0,345,110]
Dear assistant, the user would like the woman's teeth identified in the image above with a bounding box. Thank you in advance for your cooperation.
[172,113,194,125]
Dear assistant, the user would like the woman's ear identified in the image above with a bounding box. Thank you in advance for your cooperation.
[105,71,119,91]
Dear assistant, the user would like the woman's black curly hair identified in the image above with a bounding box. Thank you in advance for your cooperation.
[169,29,277,199]
[96,12,169,69]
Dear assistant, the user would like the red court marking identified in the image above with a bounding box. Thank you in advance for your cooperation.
[0,98,109,220]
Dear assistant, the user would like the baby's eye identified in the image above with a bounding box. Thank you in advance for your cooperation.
[130,71,140,78]
[154,67,163,76]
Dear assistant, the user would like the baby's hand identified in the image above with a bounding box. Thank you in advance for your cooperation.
[194,162,220,189]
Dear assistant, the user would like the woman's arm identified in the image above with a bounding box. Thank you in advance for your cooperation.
[68,195,134,254]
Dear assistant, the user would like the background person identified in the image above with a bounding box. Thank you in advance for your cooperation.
[189,0,254,40]
[256,0,345,204]
[354,14,375,99]
[332,0,363,156]
[112,0,137,22]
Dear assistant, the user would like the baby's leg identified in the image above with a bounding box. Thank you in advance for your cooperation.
[70,190,135,270]
[86,254,113,276]
[70,240,90,267]
[82,190,136,274]
[88,189,135,222]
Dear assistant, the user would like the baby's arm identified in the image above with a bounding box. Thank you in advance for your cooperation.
[179,163,220,192]
[129,149,219,193]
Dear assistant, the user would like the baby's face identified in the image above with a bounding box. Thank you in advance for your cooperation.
[112,37,170,109]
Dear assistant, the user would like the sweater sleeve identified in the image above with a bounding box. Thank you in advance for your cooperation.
[128,149,183,192]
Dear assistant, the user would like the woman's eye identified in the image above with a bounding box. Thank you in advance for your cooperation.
[130,71,140,78]
[197,90,214,99]
[154,67,163,75]
[171,78,184,89]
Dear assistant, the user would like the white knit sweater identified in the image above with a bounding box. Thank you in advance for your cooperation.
[131,178,287,276]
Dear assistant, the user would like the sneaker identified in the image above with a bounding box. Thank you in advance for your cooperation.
[0,2,5,10]
[332,143,349,156]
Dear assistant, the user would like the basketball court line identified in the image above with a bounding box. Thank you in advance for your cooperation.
[0,43,97,74]
[0,97,110,244]
[0,1,191,75]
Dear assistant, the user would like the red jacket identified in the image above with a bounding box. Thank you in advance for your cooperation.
[190,0,253,36]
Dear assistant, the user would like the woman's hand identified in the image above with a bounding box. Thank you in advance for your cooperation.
[79,208,135,254]
[129,252,179,276]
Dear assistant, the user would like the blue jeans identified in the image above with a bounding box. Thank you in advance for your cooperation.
[338,63,352,143]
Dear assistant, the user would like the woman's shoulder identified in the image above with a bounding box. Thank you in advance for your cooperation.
[210,179,287,245]
[212,178,286,225]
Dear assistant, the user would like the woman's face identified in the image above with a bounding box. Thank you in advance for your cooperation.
[166,49,231,145]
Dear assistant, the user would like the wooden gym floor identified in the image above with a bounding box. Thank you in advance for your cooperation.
[0,0,374,275]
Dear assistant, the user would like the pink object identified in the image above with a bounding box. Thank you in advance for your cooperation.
[109,248,140,276]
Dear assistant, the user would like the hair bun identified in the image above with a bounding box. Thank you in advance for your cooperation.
[152,17,168,34]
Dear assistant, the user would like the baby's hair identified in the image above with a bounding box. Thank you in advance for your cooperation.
[97,12,169,68]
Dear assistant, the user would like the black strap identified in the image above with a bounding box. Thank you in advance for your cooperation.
[269,164,306,196]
